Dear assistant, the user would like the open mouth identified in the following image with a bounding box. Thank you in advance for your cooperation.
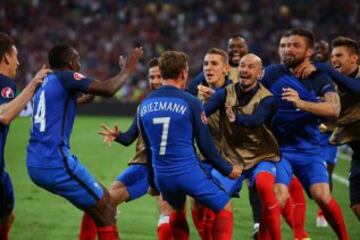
[240,73,251,80]
[333,64,341,70]
[205,73,214,79]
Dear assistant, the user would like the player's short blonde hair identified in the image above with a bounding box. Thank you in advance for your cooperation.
[206,48,228,64]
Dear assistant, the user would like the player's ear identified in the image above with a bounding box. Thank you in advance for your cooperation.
[3,53,10,66]
[224,63,230,75]
[67,61,75,71]
[350,54,359,65]
[306,48,314,59]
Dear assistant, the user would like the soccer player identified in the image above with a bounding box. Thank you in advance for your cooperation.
[187,36,263,238]
[80,58,172,240]
[316,36,360,220]
[278,32,309,239]
[138,51,241,240]
[204,53,281,240]
[262,28,349,240]
[190,48,232,240]
[26,44,143,240]
[312,40,339,227]
[0,32,50,240]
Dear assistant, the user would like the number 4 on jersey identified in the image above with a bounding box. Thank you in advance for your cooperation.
[153,117,170,155]
[34,90,46,132]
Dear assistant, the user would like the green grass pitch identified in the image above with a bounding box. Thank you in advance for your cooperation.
[5,116,359,239]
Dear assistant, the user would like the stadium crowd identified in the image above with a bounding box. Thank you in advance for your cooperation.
[1,0,359,102]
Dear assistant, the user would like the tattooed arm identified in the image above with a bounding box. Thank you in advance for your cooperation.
[282,88,340,118]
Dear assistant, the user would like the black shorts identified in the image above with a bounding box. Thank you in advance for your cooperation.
[349,141,360,206]
[0,171,14,217]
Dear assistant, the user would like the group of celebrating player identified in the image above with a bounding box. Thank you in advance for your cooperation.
[0,26,359,240]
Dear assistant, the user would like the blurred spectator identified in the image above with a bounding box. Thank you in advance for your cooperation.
[1,0,359,103]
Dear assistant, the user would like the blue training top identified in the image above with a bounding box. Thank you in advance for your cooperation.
[261,64,335,151]
[0,74,16,172]
[27,70,93,168]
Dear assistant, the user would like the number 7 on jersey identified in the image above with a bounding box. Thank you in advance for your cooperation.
[152,117,171,155]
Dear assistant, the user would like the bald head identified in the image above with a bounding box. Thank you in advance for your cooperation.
[240,53,262,68]
[238,53,263,92]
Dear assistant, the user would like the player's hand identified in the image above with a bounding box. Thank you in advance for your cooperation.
[31,65,52,87]
[98,124,120,147]
[118,55,126,69]
[123,47,144,74]
[148,186,160,196]
[282,87,303,109]
[225,103,236,122]
[228,165,242,179]
[293,61,316,79]
[197,85,215,100]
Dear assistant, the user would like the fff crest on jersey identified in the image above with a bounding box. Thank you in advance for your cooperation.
[73,72,85,81]
[1,87,14,98]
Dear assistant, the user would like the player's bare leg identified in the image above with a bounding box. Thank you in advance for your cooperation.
[0,212,15,240]
[84,186,119,240]
[351,203,360,220]
[310,183,349,240]
[108,181,130,205]
[80,181,128,240]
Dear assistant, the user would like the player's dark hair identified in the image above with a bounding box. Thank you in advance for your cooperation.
[159,51,188,79]
[288,28,315,48]
[278,31,291,43]
[48,44,75,69]
[148,57,159,68]
[332,36,359,56]
[229,34,246,40]
[0,33,15,62]
[206,48,229,64]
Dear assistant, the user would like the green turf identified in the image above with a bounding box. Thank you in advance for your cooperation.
[5,116,359,239]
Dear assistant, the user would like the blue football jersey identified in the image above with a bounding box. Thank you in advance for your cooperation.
[138,85,232,177]
[0,74,16,172]
[261,64,335,150]
[27,71,93,168]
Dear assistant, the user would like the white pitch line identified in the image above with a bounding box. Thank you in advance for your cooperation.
[332,173,349,186]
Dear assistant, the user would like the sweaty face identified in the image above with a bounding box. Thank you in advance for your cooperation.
[5,46,20,78]
[313,41,329,62]
[278,36,288,63]
[238,55,262,90]
[203,53,227,87]
[227,37,248,67]
[284,35,311,68]
[331,46,358,75]
[148,66,162,90]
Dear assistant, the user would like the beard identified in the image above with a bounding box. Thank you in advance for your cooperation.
[284,54,305,68]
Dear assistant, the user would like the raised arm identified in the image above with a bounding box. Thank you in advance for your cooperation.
[0,65,50,125]
[86,47,143,97]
